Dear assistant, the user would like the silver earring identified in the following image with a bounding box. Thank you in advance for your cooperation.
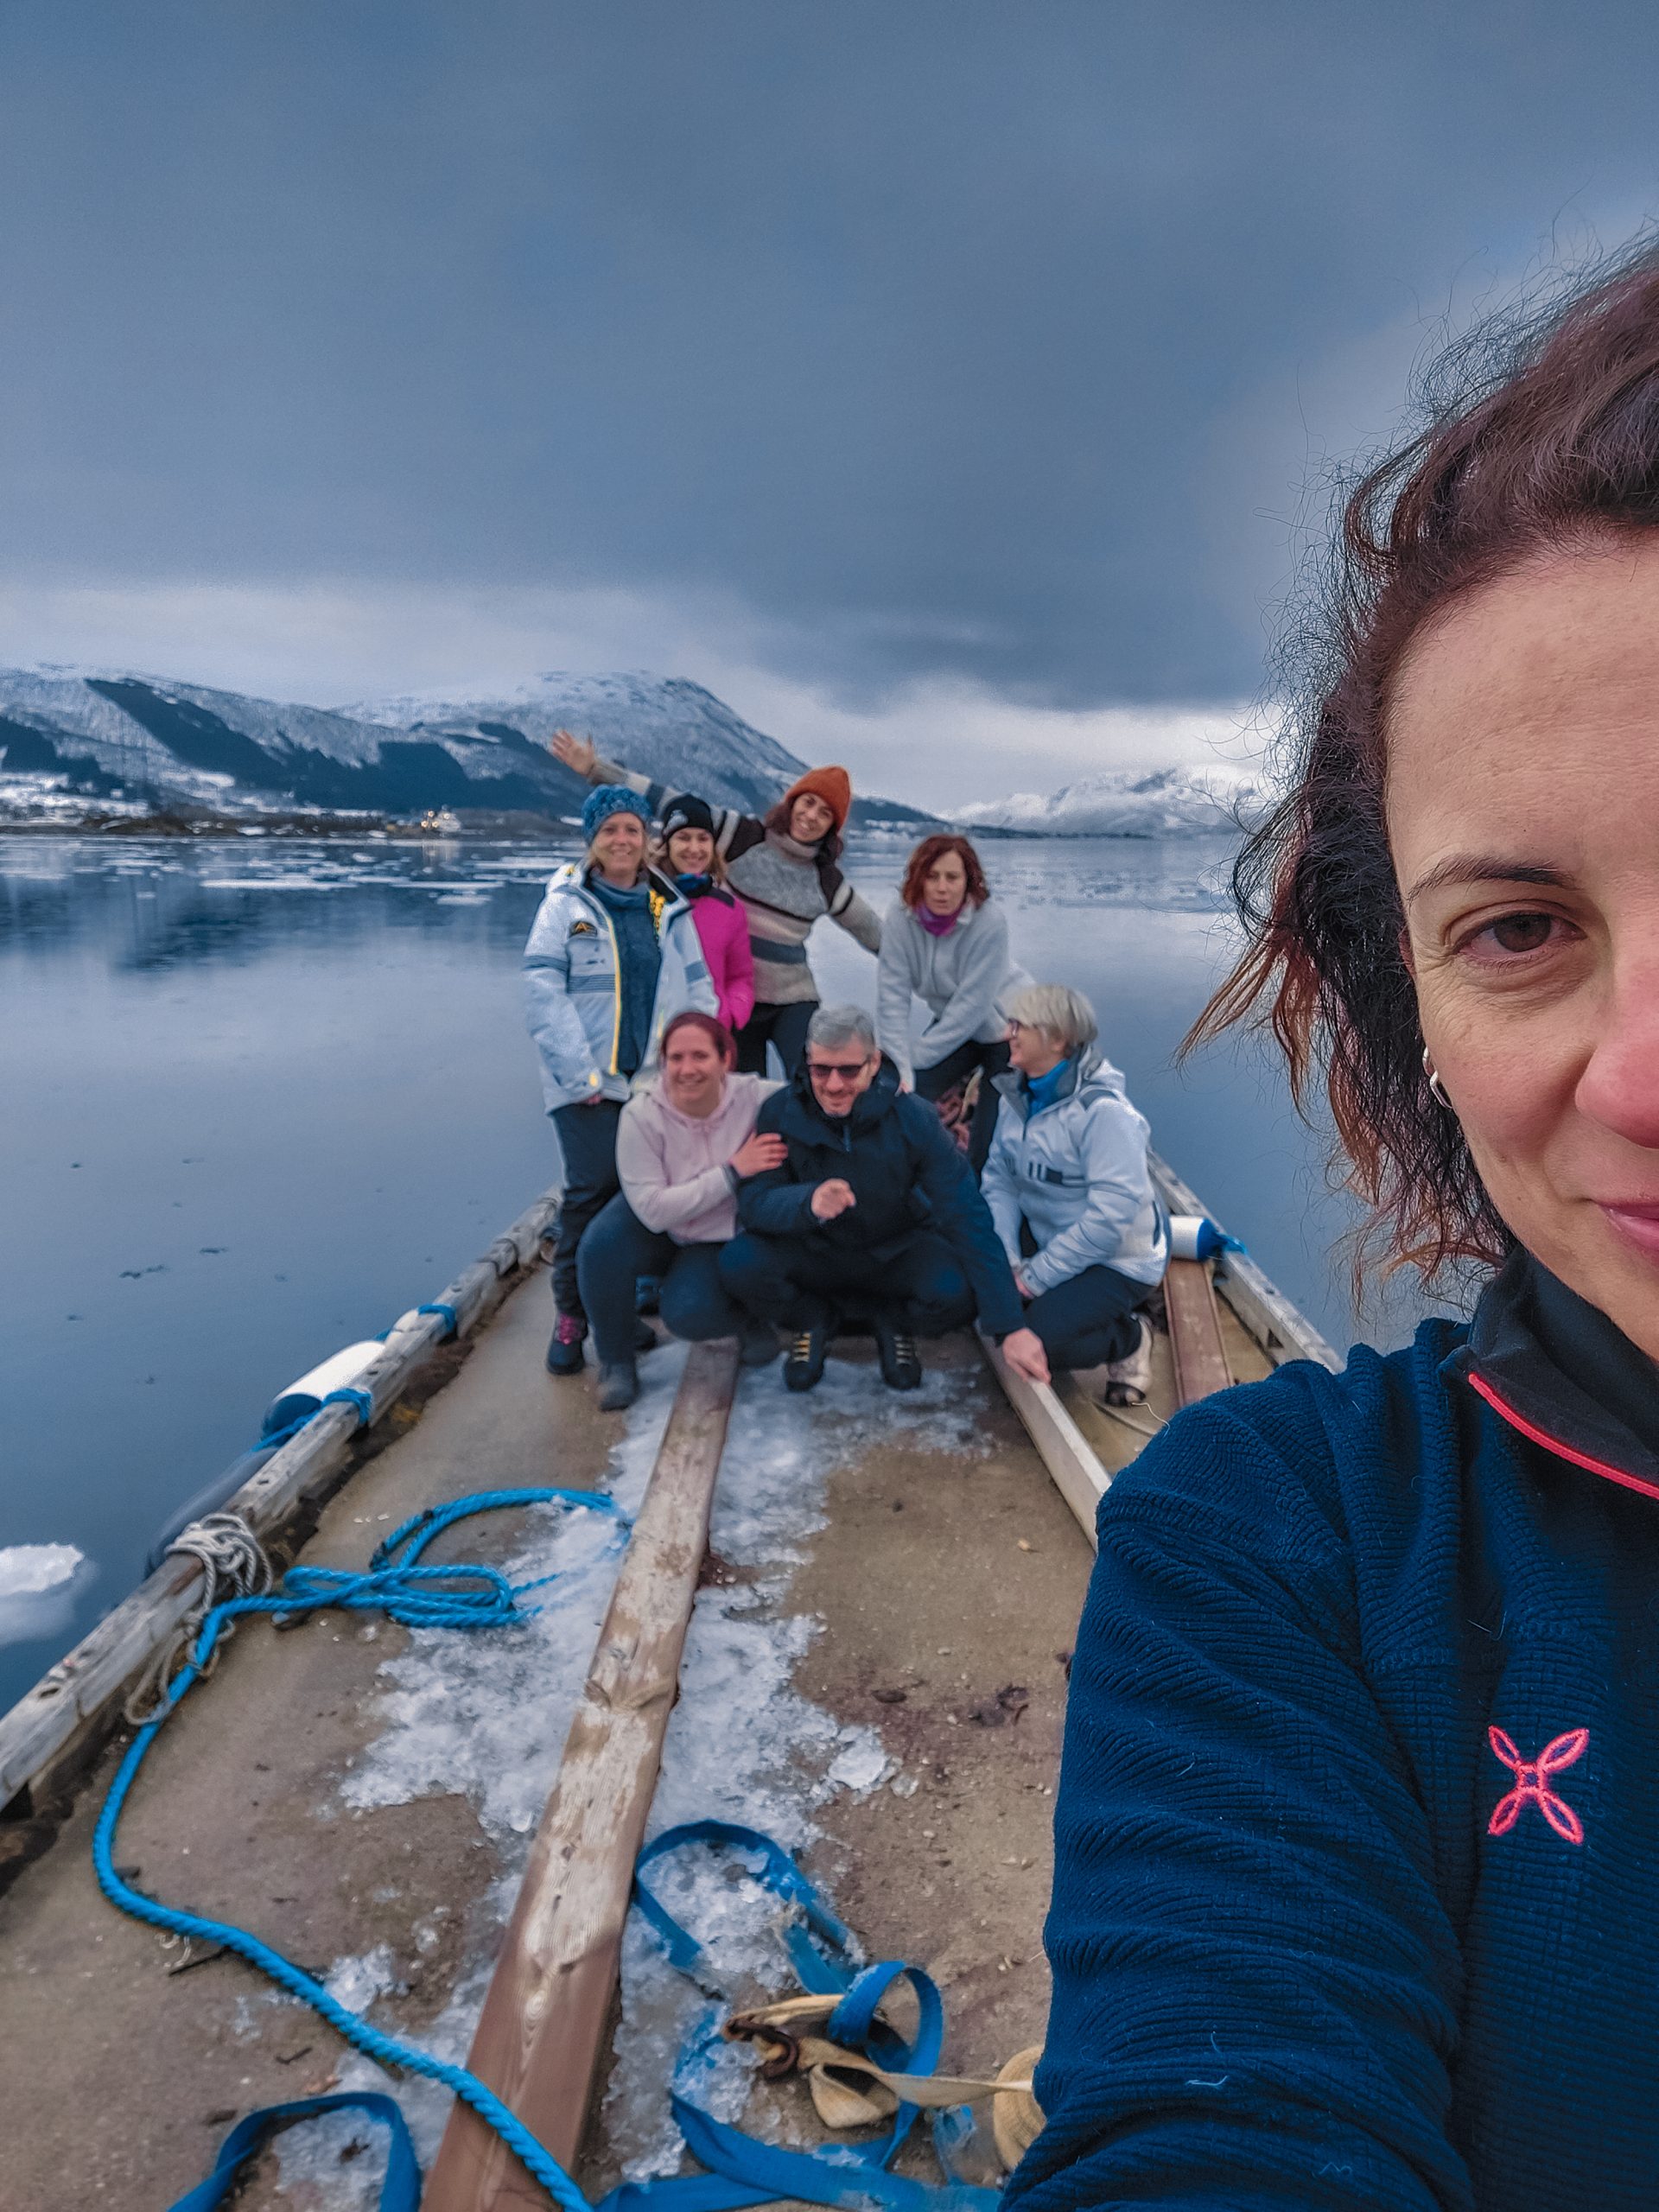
[1422,1045,1452,1109]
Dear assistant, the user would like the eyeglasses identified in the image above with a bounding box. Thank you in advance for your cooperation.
[807,1058,873,1083]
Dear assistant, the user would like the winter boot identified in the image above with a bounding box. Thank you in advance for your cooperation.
[784,1305,832,1393]
[545,1311,588,1376]
[873,1313,923,1391]
[1101,1313,1154,1406]
[596,1358,639,1413]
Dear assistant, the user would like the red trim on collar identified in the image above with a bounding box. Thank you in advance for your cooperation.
[1466,1368,1659,1503]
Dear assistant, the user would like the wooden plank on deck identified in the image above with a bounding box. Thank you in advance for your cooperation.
[980,1333,1113,1548]
[424,1338,741,2212]
[1164,1258,1232,1406]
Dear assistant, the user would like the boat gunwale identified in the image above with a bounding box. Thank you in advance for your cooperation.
[0,1184,562,1823]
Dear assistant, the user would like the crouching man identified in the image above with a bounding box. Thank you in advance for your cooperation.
[717,1004,1050,1393]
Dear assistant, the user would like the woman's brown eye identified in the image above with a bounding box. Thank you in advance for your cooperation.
[1487,912,1554,953]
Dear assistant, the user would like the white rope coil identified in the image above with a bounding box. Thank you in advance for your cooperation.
[124,1514,275,1727]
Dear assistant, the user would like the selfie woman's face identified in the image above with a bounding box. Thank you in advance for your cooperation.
[1388,538,1659,1357]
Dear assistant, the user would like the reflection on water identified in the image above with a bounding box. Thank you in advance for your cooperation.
[0,830,1431,1709]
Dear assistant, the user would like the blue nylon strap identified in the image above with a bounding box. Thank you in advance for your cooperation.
[166,2093,420,2212]
[667,2095,1000,2212]
[416,1300,460,1337]
[322,1384,374,1426]
[624,1825,992,2212]
[633,1820,861,1986]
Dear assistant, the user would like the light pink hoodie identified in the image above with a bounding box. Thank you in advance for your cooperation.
[615,1071,783,1245]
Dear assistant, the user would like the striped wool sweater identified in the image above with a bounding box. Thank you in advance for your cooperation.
[585,754,881,1005]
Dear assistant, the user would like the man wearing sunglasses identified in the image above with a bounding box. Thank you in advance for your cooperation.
[718,1004,1051,1393]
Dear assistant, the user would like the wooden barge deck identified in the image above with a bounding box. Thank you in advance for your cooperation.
[0,1159,1337,2210]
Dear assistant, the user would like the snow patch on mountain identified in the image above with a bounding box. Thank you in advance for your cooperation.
[0,664,938,825]
[950,761,1271,838]
[346,671,810,814]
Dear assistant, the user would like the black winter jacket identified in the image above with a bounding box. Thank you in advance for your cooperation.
[736,1057,1025,1336]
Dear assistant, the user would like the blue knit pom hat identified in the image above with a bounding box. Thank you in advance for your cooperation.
[582,784,652,842]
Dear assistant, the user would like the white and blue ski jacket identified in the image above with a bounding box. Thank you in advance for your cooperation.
[982,1051,1168,1293]
[524,862,717,1112]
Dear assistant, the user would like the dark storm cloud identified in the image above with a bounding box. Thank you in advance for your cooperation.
[2,1,1657,706]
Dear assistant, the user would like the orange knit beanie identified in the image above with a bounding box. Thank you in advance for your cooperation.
[780,765,852,833]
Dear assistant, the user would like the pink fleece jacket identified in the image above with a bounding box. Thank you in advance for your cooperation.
[615,1071,783,1244]
[686,887,755,1033]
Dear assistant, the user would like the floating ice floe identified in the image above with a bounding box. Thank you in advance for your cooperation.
[0,1542,84,1597]
[0,1543,92,1652]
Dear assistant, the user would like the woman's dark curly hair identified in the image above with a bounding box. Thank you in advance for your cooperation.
[1192,238,1659,1286]
[899,834,991,912]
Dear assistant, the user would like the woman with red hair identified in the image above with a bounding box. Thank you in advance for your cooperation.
[576,1009,785,1408]
[877,831,1023,1173]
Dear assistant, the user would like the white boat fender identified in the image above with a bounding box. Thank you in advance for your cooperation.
[1167,1212,1230,1262]
[261,1340,387,1440]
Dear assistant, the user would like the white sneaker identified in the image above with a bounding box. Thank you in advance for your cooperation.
[1102,1314,1154,1406]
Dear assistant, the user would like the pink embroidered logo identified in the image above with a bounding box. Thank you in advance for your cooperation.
[1487,1726,1589,1845]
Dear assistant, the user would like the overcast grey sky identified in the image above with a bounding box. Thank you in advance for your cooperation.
[2,3,1657,800]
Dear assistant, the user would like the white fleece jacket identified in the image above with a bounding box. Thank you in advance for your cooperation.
[875,897,1026,1087]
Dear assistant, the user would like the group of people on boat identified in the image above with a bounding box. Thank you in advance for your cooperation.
[523,727,1166,1410]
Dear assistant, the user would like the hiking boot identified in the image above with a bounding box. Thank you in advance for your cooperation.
[874,1316,923,1391]
[784,1315,830,1393]
[596,1358,639,1413]
[633,1317,659,1355]
[1102,1314,1154,1406]
[545,1311,588,1375]
[739,1319,779,1367]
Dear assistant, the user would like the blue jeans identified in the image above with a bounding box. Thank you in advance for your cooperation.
[577,1193,748,1364]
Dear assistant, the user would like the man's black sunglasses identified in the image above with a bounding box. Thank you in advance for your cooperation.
[806,1058,873,1082]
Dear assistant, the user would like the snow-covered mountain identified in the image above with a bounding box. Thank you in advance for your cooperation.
[950,761,1272,838]
[0,665,932,827]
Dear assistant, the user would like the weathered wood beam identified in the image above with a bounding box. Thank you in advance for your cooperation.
[0,1184,561,1814]
[424,1338,742,2212]
[1163,1258,1233,1407]
[980,1333,1112,1548]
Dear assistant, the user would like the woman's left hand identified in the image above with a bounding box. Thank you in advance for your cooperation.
[730,1130,788,1178]
[1013,1267,1033,1300]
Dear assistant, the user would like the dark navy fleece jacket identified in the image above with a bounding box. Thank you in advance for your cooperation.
[1009,1252,1659,2211]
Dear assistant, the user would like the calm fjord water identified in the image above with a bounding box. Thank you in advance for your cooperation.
[0,830,1425,1708]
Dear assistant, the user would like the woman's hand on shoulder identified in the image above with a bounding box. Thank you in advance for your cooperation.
[730,1130,788,1178]
[550,728,597,777]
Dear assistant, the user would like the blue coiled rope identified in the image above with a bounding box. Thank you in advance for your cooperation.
[95,1486,627,2212]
